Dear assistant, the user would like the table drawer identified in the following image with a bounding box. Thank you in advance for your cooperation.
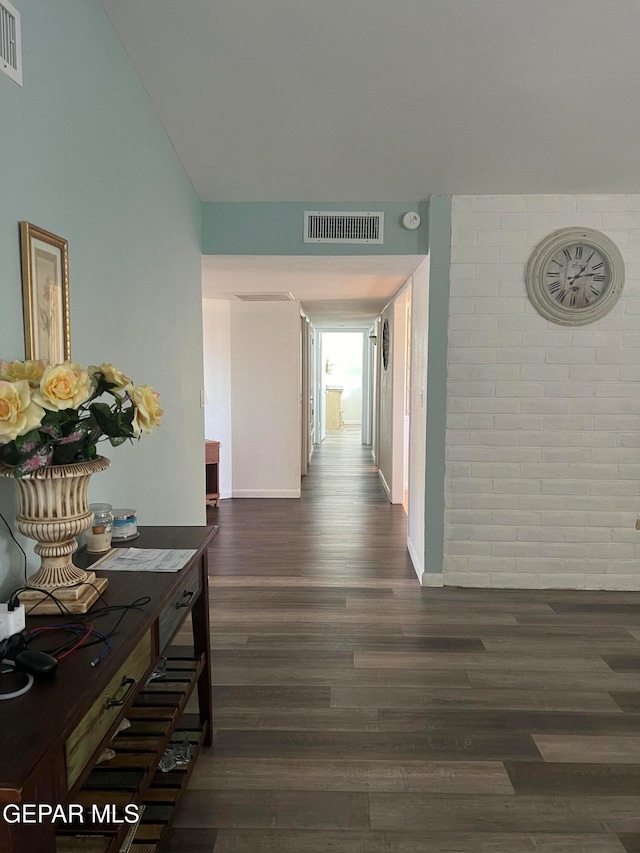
[158,562,201,651]
[65,629,152,790]
[205,441,219,464]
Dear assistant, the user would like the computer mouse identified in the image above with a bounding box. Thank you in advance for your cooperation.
[15,650,58,677]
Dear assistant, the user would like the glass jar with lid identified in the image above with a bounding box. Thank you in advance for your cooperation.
[86,503,114,553]
[112,508,138,541]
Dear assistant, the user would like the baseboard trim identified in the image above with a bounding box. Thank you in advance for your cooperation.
[444,572,640,591]
[422,573,444,588]
[407,537,424,583]
[232,489,301,499]
[378,469,391,500]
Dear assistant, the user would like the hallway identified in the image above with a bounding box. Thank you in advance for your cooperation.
[171,431,640,852]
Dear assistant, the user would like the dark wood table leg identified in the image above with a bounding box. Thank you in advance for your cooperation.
[192,550,213,746]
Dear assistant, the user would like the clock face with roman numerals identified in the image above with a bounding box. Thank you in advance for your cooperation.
[526,228,625,326]
[545,242,609,309]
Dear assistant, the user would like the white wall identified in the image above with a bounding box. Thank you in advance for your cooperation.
[446,194,640,590]
[230,301,301,497]
[202,299,233,498]
[408,259,430,580]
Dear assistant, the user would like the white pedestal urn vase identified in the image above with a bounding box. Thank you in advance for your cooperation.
[0,455,111,589]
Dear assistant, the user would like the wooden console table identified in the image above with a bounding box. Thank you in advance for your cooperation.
[0,525,216,853]
[205,441,220,507]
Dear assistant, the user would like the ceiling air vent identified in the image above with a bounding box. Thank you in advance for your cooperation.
[0,0,22,86]
[304,211,384,244]
[232,292,295,302]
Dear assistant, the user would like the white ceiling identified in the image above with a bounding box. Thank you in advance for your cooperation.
[202,255,422,324]
[101,0,640,324]
[101,0,640,202]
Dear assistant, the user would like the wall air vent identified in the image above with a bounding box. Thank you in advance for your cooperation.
[232,292,295,302]
[0,0,22,86]
[304,211,384,244]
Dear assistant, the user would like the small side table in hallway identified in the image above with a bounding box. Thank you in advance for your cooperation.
[205,439,220,507]
[325,386,344,431]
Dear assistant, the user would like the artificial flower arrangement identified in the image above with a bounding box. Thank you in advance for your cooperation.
[0,360,163,477]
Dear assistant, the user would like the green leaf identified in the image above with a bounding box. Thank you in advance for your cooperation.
[51,445,79,465]
[93,375,119,399]
[51,440,97,465]
[14,429,42,451]
[13,445,52,477]
[42,409,74,428]
[60,420,91,440]
[89,402,136,440]
[89,402,119,437]
[0,443,19,466]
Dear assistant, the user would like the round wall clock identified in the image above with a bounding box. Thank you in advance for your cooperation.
[525,228,625,326]
[382,319,390,370]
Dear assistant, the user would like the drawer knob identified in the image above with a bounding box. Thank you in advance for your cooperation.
[104,676,136,709]
[176,589,194,609]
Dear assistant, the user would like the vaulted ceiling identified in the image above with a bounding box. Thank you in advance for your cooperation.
[100,0,640,203]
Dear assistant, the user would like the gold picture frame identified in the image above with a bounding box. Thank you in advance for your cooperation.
[20,222,71,363]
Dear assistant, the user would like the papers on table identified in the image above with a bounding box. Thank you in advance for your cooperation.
[92,548,197,573]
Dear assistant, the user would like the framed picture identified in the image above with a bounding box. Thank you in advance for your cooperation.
[19,222,71,363]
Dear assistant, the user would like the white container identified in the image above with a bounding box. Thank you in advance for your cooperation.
[112,508,138,541]
[86,503,114,553]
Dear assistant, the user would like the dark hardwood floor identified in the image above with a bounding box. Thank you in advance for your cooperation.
[169,429,640,852]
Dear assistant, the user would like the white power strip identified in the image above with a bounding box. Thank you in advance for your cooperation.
[0,603,26,642]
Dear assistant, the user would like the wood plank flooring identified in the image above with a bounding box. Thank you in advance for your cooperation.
[171,429,640,852]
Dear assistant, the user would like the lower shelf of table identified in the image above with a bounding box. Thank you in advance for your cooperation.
[56,650,208,853]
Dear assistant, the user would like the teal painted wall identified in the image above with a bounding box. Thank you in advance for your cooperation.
[0,0,205,596]
[202,201,429,255]
[424,195,451,576]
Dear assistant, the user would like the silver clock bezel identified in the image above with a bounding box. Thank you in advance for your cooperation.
[526,227,625,326]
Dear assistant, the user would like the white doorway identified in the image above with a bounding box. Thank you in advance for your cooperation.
[314,329,371,446]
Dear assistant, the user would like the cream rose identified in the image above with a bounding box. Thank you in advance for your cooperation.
[0,359,47,388]
[0,380,45,444]
[32,363,93,411]
[90,363,132,395]
[131,385,163,435]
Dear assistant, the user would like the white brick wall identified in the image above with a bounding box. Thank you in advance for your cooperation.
[445,195,640,591]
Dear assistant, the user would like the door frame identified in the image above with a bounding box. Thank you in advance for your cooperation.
[313,326,371,445]
[300,313,312,476]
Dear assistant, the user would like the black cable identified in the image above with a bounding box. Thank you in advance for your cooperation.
[72,579,112,610]
[8,578,151,655]
[0,509,27,583]
[39,590,151,654]
[80,595,151,644]
[75,593,151,625]
[102,597,151,637]
[27,623,112,661]
[32,624,87,656]
[9,586,72,617]
[9,581,147,623]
